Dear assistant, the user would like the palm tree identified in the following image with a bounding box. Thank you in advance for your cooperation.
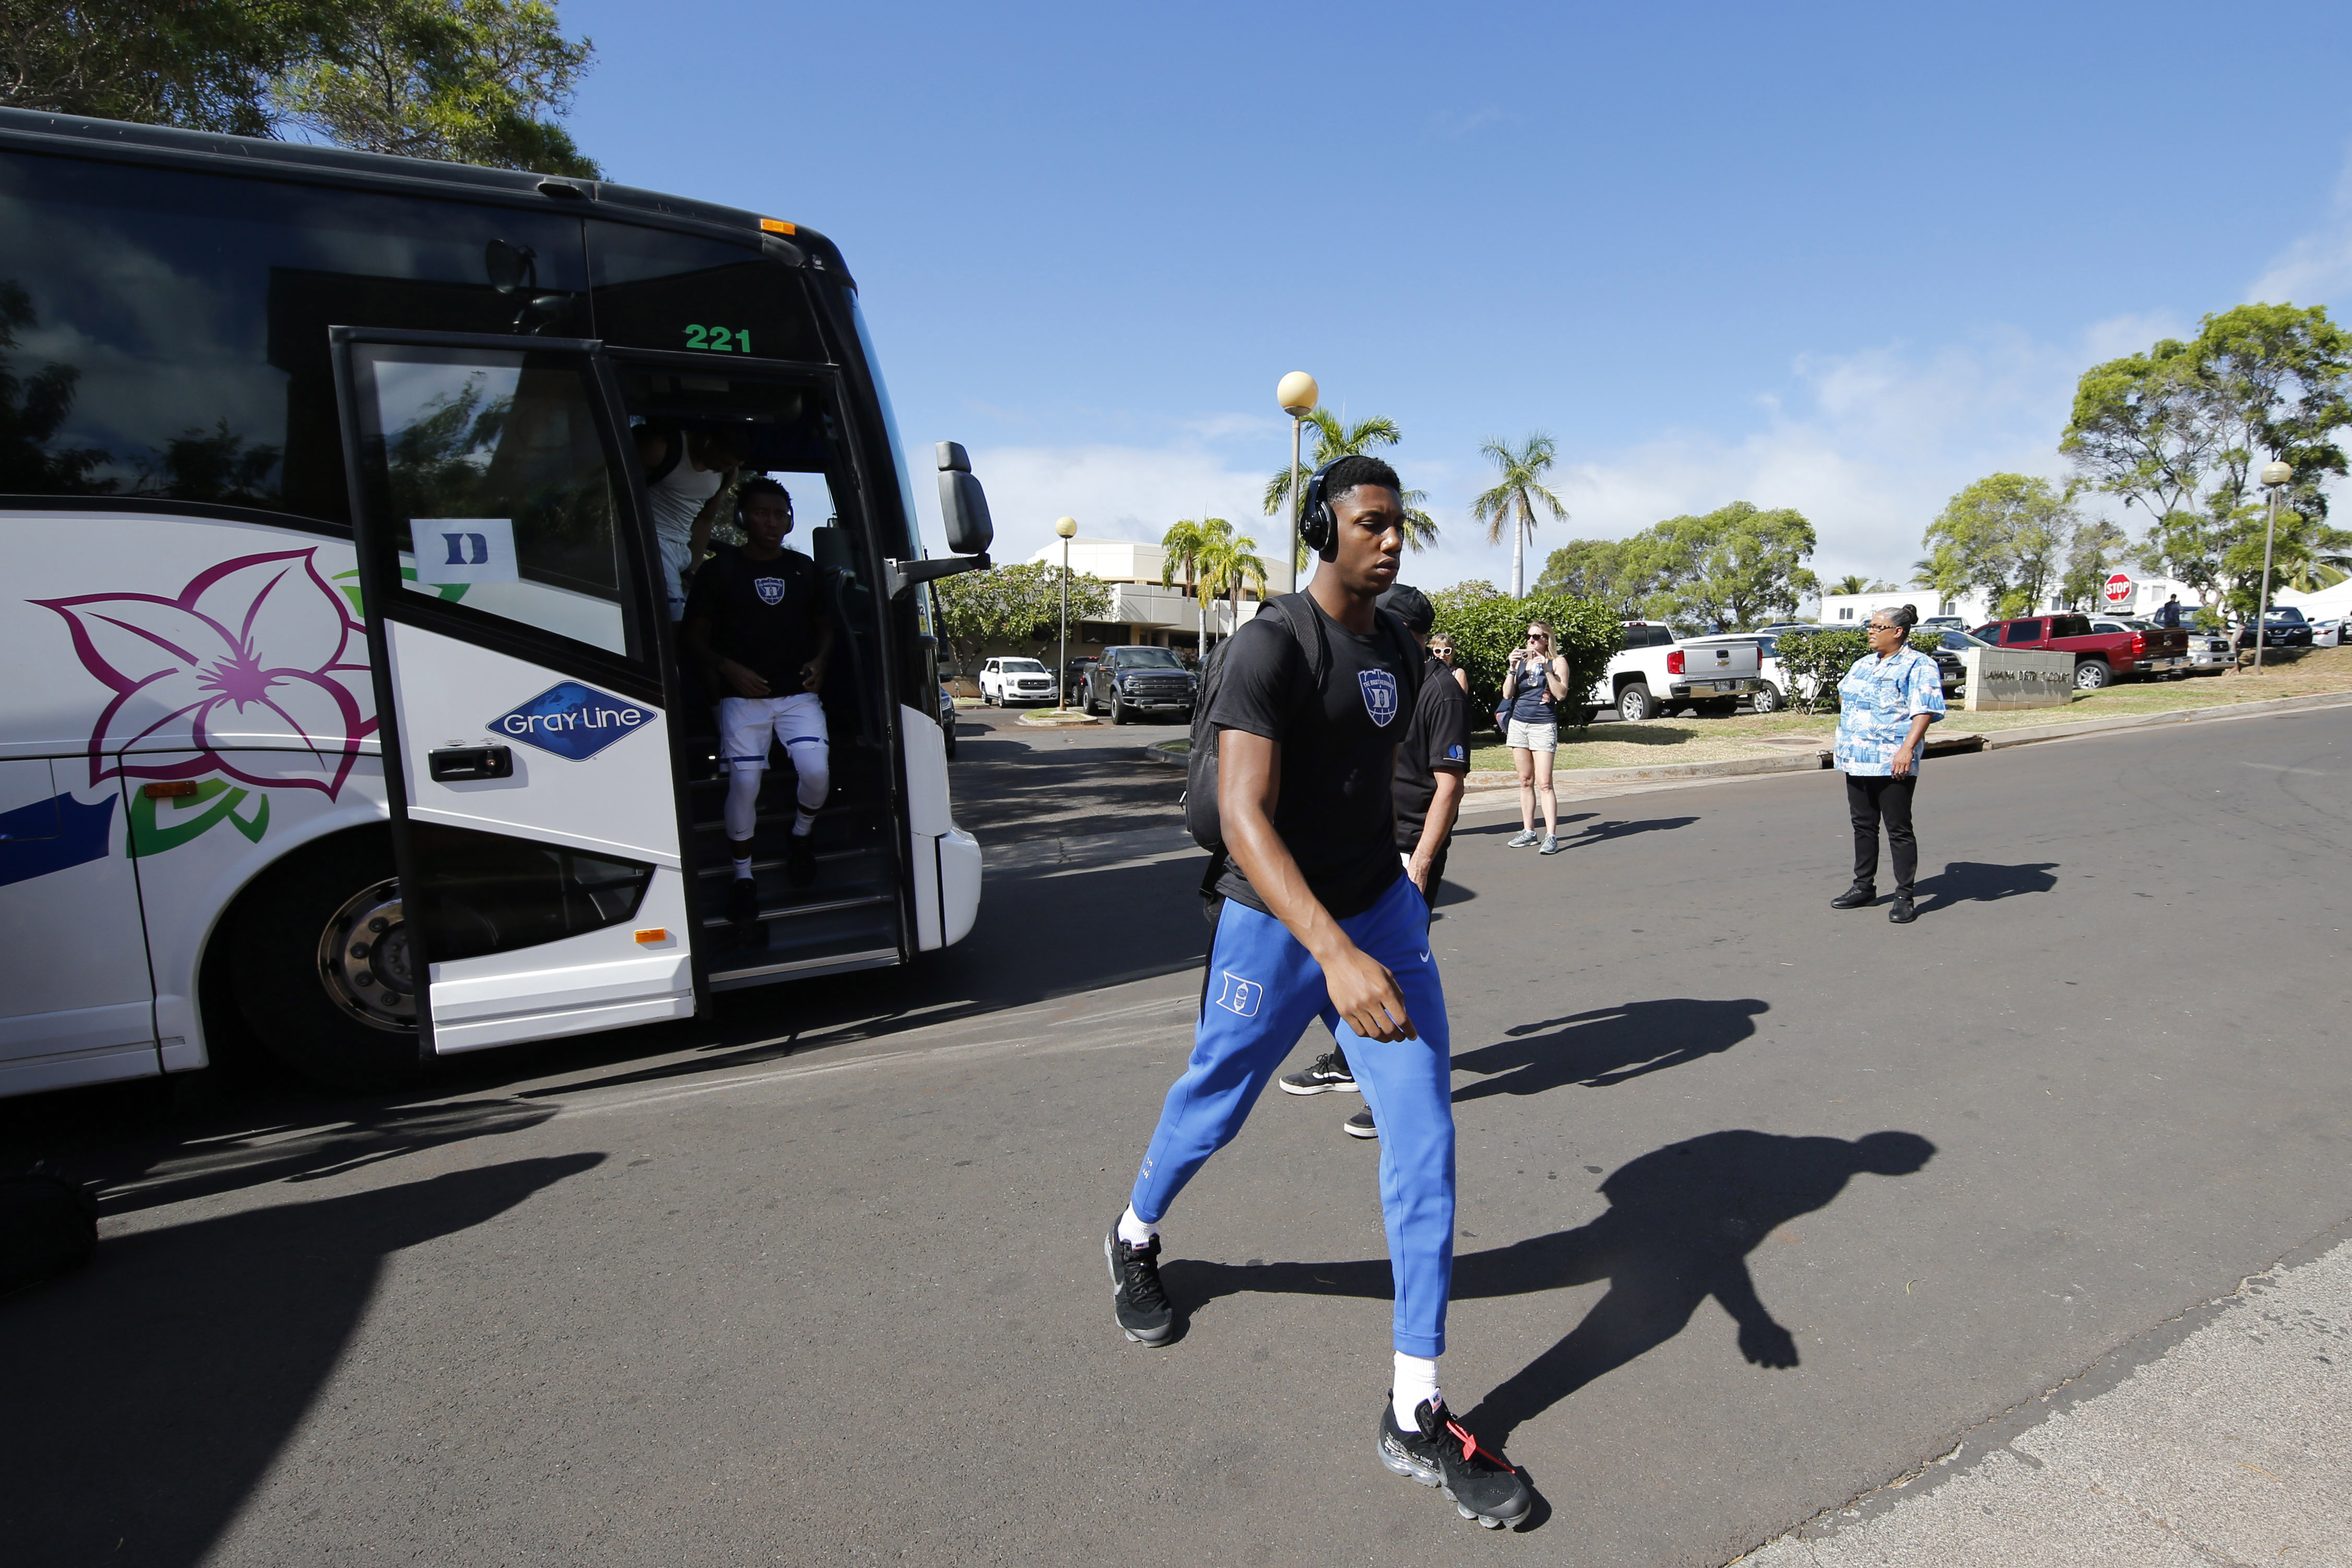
[1160,515,1229,649]
[1197,529,1269,636]
[1828,573,1872,596]
[1471,434,1569,597]
[1263,410,1439,566]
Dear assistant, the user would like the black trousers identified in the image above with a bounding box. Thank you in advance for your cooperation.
[1846,774,1918,896]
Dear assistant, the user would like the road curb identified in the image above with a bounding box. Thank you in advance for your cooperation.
[1141,741,1187,766]
[1016,709,1100,728]
[1968,687,2352,750]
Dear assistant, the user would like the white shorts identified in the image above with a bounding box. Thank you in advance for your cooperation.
[1507,718,1558,753]
[718,691,828,774]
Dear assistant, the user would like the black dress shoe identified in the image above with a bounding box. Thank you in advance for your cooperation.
[1830,884,1877,909]
[1888,898,1917,924]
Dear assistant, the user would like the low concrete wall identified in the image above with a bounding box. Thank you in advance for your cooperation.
[1963,647,2072,710]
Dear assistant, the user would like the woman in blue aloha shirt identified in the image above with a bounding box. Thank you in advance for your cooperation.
[1831,604,1946,923]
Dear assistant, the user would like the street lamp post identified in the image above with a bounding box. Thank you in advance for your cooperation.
[1055,515,1077,708]
[2254,460,2292,674]
[1277,371,1318,596]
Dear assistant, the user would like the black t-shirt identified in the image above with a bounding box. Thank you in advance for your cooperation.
[682,544,823,691]
[1394,655,1471,851]
[1209,598,1414,919]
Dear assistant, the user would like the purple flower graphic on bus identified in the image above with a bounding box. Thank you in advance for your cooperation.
[37,548,375,799]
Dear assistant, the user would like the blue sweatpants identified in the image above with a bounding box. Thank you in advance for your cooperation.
[1129,873,1456,1357]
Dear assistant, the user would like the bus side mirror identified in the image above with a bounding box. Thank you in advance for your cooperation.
[935,441,994,556]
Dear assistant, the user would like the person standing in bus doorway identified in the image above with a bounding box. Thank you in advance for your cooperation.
[682,479,834,913]
[1503,622,1568,854]
[1278,581,1474,1144]
[638,422,752,621]
[1104,457,1530,1530]
[1830,603,1945,924]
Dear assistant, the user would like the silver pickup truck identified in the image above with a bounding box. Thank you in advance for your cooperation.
[1577,623,1765,722]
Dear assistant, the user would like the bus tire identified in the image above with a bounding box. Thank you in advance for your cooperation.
[224,830,425,1093]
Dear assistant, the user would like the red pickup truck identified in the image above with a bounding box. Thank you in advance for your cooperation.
[1970,613,2193,690]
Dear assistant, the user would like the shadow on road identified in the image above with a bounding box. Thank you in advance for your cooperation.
[1914,860,2060,911]
[1452,999,1766,1102]
[0,1155,602,1568]
[1163,1129,1935,1447]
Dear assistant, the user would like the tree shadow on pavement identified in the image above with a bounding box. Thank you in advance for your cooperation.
[1451,999,1766,1103]
[1163,1129,1935,1450]
[1914,860,2059,912]
[0,1154,602,1568]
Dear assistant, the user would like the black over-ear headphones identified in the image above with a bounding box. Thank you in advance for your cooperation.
[1299,459,1344,562]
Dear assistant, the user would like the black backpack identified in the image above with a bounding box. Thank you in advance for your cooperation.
[1184,592,1423,857]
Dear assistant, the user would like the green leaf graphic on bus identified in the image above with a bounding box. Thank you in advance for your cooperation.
[128,778,269,858]
[331,567,468,613]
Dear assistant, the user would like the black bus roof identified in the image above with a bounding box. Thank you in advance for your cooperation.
[0,105,851,284]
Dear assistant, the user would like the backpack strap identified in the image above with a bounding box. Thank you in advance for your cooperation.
[643,422,685,485]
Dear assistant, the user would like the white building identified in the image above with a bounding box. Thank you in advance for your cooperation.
[1816,571,2210,628]
[1023,537,1262,655]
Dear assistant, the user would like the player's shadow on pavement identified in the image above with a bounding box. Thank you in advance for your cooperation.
[0,1154,603,1568]
[1913,860,2059,912]
[1163,1129,1935,1450]
[1451,998,1766,1102]
[1459,813,1701,847]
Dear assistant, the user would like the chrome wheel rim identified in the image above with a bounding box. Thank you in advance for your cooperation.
[316,877,418,1034]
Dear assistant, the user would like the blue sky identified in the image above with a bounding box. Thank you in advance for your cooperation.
[562,0,2352,595]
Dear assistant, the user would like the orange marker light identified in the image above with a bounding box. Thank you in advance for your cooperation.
[142,781,199,799]
[759,217,797,235]
[633,928,669,944]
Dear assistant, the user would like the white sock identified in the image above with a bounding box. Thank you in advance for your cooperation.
[792,810,816,837]
[1393,1353,1441,1430]
[1116,1206,1157,1248]
[731,853,752,880]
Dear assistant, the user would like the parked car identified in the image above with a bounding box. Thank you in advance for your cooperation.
[1928,628,1985,695]
[978,656,1059,706]
[1083,645,1197,723]
[1969,613,2192,688]
[2236,607,2314,649]
[1061,658,1097,704]
[1583,622,1764,721]
[1921,615,1968,629]
[2089,618,2199,681]
[937,683,958,758]
[2314,617,2344,648]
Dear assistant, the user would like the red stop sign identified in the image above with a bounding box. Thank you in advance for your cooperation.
[2104,572,2134,605]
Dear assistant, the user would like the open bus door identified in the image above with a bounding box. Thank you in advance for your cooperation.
[332,328,701,1056]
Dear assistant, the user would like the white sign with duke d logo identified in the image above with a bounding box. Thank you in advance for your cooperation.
[412,517,518,584]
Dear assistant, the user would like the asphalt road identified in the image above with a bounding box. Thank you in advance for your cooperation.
[4,702,2349,1567]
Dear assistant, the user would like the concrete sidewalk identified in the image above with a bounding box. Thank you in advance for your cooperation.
[1740,1231,2350,1567]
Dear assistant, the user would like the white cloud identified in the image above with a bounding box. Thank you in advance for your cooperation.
[916,315,2202,595]
[2249,145,2352,305]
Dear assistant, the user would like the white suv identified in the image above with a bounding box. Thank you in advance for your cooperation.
[978,657,1058,706]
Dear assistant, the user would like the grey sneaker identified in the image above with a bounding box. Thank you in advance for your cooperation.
[1538,834,1562,855]
[1505,829,1540,848]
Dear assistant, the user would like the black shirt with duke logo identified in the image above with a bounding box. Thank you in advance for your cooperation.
[1207,595,1415,920]
[682,544,823,692]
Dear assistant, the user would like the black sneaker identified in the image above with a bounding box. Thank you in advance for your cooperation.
[1342,1108,1378,1139]
[1104,1224,1173,1346]
[726,876,761,922]
[1888,896,1917,924]
[785,832,818,888]
[1279,1051,1357,1096]
[1829,883,1876,909]
[1378,1396,1530,1529]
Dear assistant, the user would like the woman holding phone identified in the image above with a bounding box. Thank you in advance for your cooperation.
[1502,622,1569,854]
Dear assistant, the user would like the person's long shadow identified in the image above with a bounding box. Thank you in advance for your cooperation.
[1162,1129,1935,1448]
[1914,860,2059,912]
[1451,999,1766,1102]
[0,1154,603,1567]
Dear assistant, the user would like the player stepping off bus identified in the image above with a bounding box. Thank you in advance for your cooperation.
[682,479,836,921]
[1103,455,1530,1530]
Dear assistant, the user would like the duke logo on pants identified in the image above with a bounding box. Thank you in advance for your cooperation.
[1213,972,1263,1017]
[1359,669,1399,727]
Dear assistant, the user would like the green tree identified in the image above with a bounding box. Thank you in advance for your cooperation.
[271,0,598,175]
[1826,573,1872,596]
[1,0,599,175]
[1643,501,1818,628]
[1471,433,1569,598]
[1262,410,1438,568]
[930,561,1111,673]
[1428,588,1618,728]
[1534,537,1662,616]
[1919,473,2076,615]
[2057,519,2129,610]
[1159,515,1224,649]
[1196,528,1269,633]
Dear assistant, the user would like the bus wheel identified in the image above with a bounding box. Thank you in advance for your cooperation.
[225,833,424,1092]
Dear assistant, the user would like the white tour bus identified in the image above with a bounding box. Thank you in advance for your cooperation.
[0,108,994,1098]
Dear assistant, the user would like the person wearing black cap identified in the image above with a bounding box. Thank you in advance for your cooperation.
[1280,581,1472,1144]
